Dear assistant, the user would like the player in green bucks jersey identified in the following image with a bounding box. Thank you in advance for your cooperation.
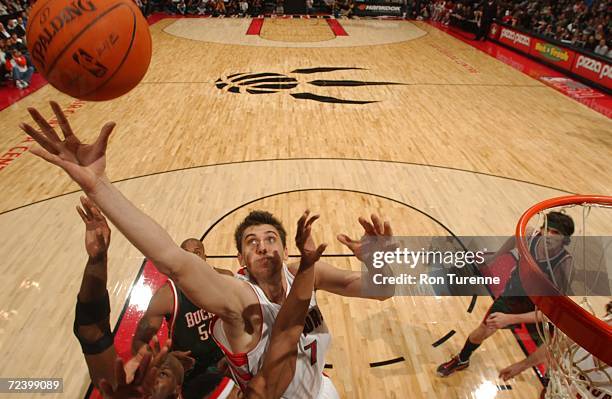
[132,239,238,399]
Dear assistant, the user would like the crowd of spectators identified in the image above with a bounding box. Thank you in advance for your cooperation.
[1,0,33,89]
[422,0,611,59]
[0,0,609,92]
[135,0,351,17]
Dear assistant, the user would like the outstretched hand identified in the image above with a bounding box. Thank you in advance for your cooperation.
[77,196,111,259]
[337,214,393,262]
[295,210,327,269]
[20,101,115,192]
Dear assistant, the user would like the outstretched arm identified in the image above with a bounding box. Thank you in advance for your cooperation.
[22,103,249,322]
[73,197,118,390]
[245,211,326,399]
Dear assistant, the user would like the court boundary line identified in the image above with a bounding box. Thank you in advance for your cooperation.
[0,157,575,216]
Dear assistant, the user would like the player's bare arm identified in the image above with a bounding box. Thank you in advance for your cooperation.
[74,197,117,389]
[486,311,539,329]
[22,102,257,338]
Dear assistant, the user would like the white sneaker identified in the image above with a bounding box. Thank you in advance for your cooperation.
[22,81,29,88]
[15,80,23,89]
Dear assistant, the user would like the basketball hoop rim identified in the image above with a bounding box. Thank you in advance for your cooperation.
[516,195,612,366]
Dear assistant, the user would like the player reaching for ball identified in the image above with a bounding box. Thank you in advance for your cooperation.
[74,198,328,399]
[22,102,396,399]
[73,196,189,399]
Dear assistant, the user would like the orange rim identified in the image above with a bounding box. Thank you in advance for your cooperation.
[516,195,612,366]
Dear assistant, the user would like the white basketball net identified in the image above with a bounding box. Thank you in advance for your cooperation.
[537,305,612,399]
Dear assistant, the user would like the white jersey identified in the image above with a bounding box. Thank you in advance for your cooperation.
[211,264,332,399]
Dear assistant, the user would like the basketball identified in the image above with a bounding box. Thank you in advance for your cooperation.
[26,0,152,101]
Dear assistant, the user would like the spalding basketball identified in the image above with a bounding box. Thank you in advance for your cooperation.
[26,0,152,101]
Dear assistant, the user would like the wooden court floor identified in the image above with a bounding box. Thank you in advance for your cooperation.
[0,18,610,398]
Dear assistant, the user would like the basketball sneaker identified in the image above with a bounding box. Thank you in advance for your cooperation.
[436,355,469,377]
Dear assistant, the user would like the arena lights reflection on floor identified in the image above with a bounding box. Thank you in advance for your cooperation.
[474,381,498,399]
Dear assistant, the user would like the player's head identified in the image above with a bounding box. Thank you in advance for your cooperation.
[541,211,574,249]
[180,238,206,260]
[234,210,288,279]
[150,353,184,399]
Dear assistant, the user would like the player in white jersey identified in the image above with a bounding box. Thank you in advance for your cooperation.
[21,103,396,399]
[212,263,333,397]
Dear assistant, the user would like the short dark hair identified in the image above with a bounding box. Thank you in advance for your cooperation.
[234,210,287,252]
[544,211,574,237]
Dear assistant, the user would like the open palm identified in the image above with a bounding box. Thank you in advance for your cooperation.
[337,214,393,262]
[20,101,115,192]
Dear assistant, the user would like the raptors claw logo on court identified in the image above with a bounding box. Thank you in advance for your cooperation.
[215,67,406,104]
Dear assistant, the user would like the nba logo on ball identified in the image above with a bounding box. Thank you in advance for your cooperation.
[26,0,152,101]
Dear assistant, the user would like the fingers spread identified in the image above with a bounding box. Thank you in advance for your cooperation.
[27,107,61,143]
[94,122,116,156]
[337,234,355,247]
[20,123,59,155]
[305,214,320,230]
[358,217,376,236]
[383,221,393,236]
[371,214,384,235]
[50,101,76,140]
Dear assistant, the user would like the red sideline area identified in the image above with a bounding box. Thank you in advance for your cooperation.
[86,260,169,399]
[428,20,612,118]
[326,19,349,36]
[246,18,264,35]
